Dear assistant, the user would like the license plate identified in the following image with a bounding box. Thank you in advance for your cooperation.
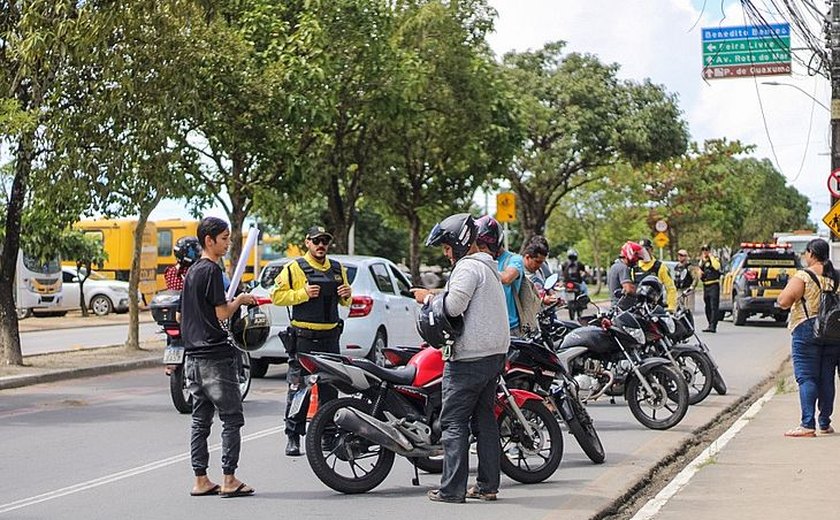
[162,346,185,365]
[289,387,310,417]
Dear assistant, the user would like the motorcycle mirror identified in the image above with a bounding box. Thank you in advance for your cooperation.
[544,273,560,291]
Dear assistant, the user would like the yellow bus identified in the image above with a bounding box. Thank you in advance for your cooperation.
[154,219,199,291]
[69,219,158,304]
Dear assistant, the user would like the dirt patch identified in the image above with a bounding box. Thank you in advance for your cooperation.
[0,341,165,378]
[594,358,793,520]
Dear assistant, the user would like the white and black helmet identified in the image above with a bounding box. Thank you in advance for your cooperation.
[416,295,464,350]
[425,213,477,261]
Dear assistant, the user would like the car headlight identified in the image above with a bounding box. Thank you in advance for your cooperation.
[112,286,129,294]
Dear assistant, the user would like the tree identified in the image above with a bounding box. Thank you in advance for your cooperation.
[643,139,811,254]
[380,0,519,281]
[48,1,205,350]
[57,231,108,317]
[181,1,322,272]
[0,1,97,365]
[546,163,649,293]
[502,42,688,246]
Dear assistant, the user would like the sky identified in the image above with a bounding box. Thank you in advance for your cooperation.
[152,0,831,231]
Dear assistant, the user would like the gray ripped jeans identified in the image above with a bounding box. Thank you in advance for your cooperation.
[185,356,244,476]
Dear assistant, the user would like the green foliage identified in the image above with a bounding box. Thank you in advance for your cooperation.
[502,42,688,245]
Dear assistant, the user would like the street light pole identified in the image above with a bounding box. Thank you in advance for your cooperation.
[761,81,830,111]
[832,0,840,240]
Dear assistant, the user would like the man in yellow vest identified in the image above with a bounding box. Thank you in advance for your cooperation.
[271,226,352,456]
[698,244,722,333]
[631,239,677,310]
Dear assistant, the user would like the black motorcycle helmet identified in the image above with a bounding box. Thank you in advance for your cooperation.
[174,236,201,266]
[416,295,464,350]
[475,215,503,256]
[638,238,654,252]
[229,304,270,352]
[636,276,665,305]
[425,213,477,262]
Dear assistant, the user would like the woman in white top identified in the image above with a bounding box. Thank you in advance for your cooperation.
[777,238,840,437]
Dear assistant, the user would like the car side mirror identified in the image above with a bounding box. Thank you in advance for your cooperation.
[400,289,414,299]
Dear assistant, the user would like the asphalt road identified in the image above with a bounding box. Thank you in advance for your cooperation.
[0,315,790,520]
[20,322,161,355]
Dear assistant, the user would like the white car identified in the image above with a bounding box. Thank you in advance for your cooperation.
[249,255,422,378]
[57,267,133,316]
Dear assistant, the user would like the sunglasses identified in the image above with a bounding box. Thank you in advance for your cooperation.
[311,237,331,246]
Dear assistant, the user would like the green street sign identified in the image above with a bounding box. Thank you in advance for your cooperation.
[704,51,790,66]
[703,37,790,55]
[702,23,791,80]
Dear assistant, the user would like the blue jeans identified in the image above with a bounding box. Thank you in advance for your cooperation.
[186,356,244,476]
[439,354,505,499]
[791,319,840,430]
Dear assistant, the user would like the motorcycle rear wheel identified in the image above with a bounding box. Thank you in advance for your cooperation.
[626,365,688,430]
[411,456,443,474]
[169,365,192,414]
[305,397,395,494]
[498,400,563,483]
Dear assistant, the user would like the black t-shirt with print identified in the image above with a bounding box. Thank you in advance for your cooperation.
[181,258,236,360]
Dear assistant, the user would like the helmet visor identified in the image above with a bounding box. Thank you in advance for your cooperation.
[425,223,445,247]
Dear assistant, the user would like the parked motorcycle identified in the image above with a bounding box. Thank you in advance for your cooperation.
[296,347,564,494]
[674,289,727,396]
[557,308,689,430]
[150,290,258,414]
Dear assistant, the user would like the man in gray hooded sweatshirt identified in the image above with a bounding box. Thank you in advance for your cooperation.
[412,213,509,504]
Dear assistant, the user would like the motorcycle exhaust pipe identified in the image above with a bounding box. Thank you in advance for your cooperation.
[584,370,615,403]
[333,407,415,454]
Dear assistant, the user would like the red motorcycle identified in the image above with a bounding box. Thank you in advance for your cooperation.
[295,347,563,494]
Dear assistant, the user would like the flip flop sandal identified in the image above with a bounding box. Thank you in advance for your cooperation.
[190,484,221,496]
[784,426,816,438]
[220,483,255,498]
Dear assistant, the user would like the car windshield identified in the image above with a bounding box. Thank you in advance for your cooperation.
[259,260,357,289]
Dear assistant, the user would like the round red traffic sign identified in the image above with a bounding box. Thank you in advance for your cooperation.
[829,169,840,198]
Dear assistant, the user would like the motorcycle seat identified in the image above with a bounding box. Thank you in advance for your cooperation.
[351,359,417,385]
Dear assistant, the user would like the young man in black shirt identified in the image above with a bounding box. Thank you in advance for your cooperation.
[182,217,256,498]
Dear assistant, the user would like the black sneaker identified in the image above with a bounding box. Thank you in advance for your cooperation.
[427,489,465,504]
[285,435,301,457]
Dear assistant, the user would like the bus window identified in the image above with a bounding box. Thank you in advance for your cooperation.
[158,230,173,257]
[84,230,104,244]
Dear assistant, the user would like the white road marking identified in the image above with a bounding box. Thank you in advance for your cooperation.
[0,426,283,515]
[629,386,778,520]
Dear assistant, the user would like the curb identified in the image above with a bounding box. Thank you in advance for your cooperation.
[0,356,161,391]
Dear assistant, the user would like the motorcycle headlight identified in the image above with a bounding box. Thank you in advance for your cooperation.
[630,327,646,344]
[663,316,676,334]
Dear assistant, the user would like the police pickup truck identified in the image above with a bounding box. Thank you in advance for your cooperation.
[718,242,800,326]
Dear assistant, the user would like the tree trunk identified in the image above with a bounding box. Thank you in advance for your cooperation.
[408,211,422,284]
[0,131,35,366]
[125,195,162,351]
[77,260,89,317]
[591,232,603,295]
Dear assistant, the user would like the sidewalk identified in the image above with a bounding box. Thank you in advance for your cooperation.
[18,309,154,333]
[638,376,840,519]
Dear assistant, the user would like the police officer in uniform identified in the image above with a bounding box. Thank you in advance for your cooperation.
[270,226,352,456]
[699,244,722,333]
[673,249,696,312]
[630,238,677,310]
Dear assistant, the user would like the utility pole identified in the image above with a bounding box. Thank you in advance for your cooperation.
[831,0,840,241]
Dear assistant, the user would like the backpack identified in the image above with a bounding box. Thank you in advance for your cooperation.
[801,269,840,342]
[503,254,541,333]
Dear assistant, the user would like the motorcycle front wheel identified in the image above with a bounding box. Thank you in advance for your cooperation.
[626,365,688,430]
[169,365,192,414]
[305,397,395,494]
[558,395,605,464]
[675,351,713,405]
[498,400,563,483]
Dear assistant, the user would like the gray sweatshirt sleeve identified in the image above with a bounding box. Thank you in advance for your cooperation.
[443,264,479,316]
